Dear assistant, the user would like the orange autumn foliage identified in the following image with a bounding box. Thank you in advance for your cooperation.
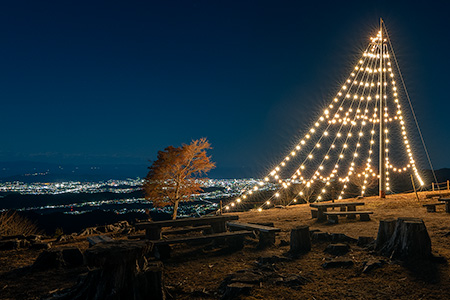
[143,138,215,219]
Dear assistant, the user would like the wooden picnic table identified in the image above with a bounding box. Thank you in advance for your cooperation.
[310,201,365,221]
[135,215,239,240]
[439,198,450,213]
[426,192,450,199]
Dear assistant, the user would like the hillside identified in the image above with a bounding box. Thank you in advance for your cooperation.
[1,191,450,299]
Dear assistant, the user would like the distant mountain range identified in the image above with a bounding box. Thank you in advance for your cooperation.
[1,160,450,184]
[0,161,148,182]
[0,161,264,182]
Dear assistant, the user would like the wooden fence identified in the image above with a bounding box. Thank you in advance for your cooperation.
[430,180,450,191]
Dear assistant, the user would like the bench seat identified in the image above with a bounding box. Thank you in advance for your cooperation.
[423,202,446,212]
[227,222,280,233]
[425,192,450,199]
[323,211,374,224]
[128,225,211,240]
[152,230,254,245]
[150,230,254,259]
[227,222,281,248]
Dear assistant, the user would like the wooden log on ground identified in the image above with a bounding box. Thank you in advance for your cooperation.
[258,232,276,248]
[51,240,164,300]
[290,225,311,254]
[379,218,432,261]
[375,218,396,251]
[86,235,113,247]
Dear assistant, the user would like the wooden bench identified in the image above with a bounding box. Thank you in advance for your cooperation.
[425,192,450,199]
[128,225,213,240]
[151,230,254,259]
[162,225,212,235]
[323,211,374,224]
[438,198,450,213]
[128,224,213,240]
[227,222,281,248]
[423,202,445,212]
[86,235,113,247]
[135,215,239,240]
[310,202,365,222]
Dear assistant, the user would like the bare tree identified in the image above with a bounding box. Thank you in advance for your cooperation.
[143,138,215,219]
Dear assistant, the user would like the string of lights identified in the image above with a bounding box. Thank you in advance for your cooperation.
[222,25,425,213]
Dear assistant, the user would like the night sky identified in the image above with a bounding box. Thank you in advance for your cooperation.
[1,1,449,178]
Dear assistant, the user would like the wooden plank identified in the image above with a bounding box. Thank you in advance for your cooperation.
[227,222,281,233]
[135,215,239,230]
[323,211,373,216]
[162,225,211,235]
[129,227,212,239]
[127,234,145,240]
[422,203,445,207]
[87,235,113,247]
[439,199,450,213]
[310,202,365,208]
[152,230,254,245]
[426,193,450,199]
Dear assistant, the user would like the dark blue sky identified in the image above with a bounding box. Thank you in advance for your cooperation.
[1,1,449,178]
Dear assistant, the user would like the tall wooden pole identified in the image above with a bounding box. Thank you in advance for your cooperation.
[411,174,419,202]
[379,18,386,198]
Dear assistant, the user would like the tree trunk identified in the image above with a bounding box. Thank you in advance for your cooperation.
[290,225,311,255]
[375,218,396,251]
[378,218,432,261]
[172,200,180,220]
[52,240,165,300]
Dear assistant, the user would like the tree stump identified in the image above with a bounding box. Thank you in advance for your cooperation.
[379,218,432,261]
[290,225,311,254]
[53,240,165,300]
[258,232,276,248]
[324,243,349,255]
[375,218,396,251]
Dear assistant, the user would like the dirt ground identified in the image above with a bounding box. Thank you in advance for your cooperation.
[2,191,450,299]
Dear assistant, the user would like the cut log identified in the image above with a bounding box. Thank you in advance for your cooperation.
[375,218,396,251]
[379,218,432,261]
[357,236,374,247]
[290,225,311,254]
[324,243,349,256]
[33,247,84,270]
[51,240,165,300]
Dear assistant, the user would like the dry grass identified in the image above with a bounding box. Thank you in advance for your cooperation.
[164,191,450,299]
[0,211,41,237]
[2,192,450,299]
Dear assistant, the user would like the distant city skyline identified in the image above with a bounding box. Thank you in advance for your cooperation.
[2,1,450,179]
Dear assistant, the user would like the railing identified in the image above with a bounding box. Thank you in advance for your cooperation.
[430,180,450,191]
